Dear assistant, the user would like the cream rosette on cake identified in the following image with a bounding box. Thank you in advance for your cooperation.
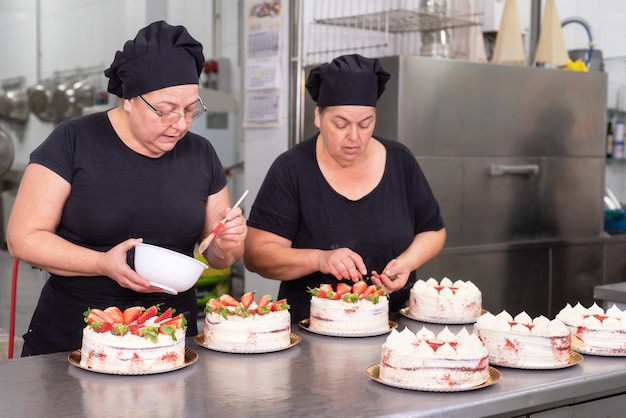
[408,277,482,323]
[474,310,571,368]
[379,326,489,390]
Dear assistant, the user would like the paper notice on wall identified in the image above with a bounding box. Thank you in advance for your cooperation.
[245,0,282,59]
[245,62,280,91]
[244,0,283,127]
[244,92,280,126]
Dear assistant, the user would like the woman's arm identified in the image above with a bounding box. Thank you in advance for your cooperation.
[7,163,152,291]
[244,226,368,282]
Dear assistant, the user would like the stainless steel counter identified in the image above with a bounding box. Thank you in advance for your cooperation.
[2,314,626,418]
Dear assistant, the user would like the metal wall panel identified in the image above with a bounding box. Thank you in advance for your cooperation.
[551,243,604,315]
[386,56,606,158]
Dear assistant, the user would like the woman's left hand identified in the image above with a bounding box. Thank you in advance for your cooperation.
[370,258,410,293]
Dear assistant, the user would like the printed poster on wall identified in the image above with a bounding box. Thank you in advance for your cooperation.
[243,0,283,127]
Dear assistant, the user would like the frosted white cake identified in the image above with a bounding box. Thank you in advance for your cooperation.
[308,282,389,335]
[379,326,489,390]
[203,293,291,352]
[474,310,571,368]
[409,277,482,322]
[556,303,626,356]
[80,306,186,374]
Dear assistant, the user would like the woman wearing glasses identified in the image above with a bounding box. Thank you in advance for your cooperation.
[7,21,246,356]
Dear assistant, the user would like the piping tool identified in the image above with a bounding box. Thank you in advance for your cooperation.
[197,189,249,254]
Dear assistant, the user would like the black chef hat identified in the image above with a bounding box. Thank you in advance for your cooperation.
[104,20,204,98]
[305,54,390,107]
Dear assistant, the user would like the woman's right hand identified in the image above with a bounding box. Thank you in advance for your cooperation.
[317,247,368,282]
[98,238,160,292]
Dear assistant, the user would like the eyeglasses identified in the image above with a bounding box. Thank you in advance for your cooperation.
[138,95,207,125]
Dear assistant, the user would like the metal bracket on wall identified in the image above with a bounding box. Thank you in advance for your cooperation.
[489,164,540,176]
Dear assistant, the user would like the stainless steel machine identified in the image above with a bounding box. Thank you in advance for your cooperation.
[303,56,614,317]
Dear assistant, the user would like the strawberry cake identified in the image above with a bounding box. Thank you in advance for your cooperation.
[378,326,490,390]
[202,292,292,353]
[408,277,482,323]
[473,310,571,368]
[307,282,390,336]
[556,302,626,356]
[80,305,187,374]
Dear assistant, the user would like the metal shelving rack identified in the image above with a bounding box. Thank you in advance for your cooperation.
[313,8,481,34]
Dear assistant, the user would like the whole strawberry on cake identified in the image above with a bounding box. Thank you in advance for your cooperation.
[80,305,187,374]
[202,292,292,353]
[306,281,390,336]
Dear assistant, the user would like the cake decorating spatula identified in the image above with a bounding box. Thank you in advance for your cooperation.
[198,189,249,254]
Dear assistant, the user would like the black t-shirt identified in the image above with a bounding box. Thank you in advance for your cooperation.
[248,135,444,322]
[24,111,226,352]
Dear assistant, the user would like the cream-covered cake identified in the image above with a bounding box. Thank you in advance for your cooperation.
[80,305,186,374]
[474,310,571,368]
[379,326,489,390]
[203,292,291,353]
[409,277,482,323]
[307,282,390,335]
[556,303,626,356]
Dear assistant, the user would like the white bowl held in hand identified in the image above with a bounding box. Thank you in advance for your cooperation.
[134,243,208,295]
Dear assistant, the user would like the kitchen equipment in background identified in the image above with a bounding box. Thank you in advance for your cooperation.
[0,126,14,177]
[28,76,95,123]
[303,0,481,67]
[419,0,453,58]
[562,16,602,72]
[51,77,94,122]
[533,0,569,67]
[28,79,58,122]
[604,187,622,211]
[490,0,526,65]
[0,81,29,123]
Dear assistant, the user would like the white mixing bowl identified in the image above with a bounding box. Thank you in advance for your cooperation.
[134,243,208,295]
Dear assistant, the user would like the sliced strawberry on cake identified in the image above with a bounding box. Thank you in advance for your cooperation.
[123,306,143,324]
[240,291,256,309]
[257,294,273,315]
[155,307,174,323]
[136,305,158,324]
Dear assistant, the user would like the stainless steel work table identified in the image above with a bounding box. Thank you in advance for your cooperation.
[2,314,625,418]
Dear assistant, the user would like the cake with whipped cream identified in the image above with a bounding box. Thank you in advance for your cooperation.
[556,302,626,356]
[473,310,571,368]
[203,292,291,352]
[408,277,482,322]
[80,305,186,373]
[307,281,390,335]
[379,326,489,390]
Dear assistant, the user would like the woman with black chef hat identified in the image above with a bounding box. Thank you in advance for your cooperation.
[244,54,446,323]
[8,20,247,356]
